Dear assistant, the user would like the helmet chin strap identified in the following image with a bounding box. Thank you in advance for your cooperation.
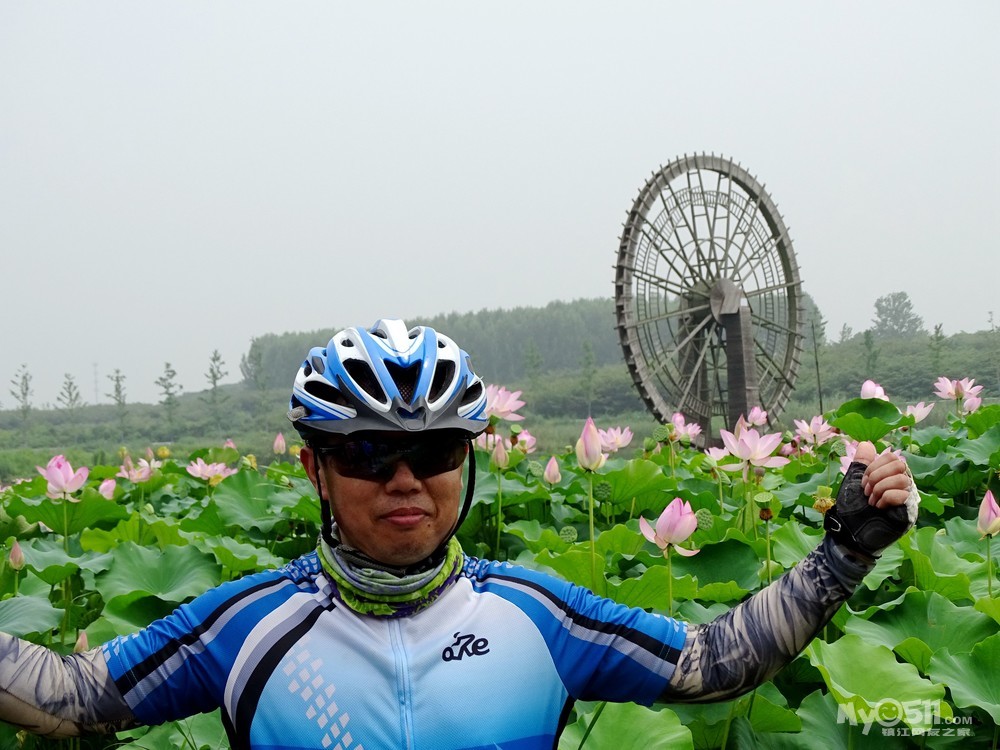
[311,438,478,570]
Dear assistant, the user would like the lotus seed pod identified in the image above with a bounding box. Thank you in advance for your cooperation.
[695,508,714,531]
[643,437,658,452]
[526,460,544,477]
[559,526,578,543]
[652,425,673,443]
[593,481,612,502]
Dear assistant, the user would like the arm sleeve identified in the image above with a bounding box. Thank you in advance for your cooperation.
[661,535,874,702]
[0,633,137,738]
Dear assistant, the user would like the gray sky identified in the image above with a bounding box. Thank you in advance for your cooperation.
[2,1,997,405]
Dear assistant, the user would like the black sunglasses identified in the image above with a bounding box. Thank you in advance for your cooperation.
[318,434,468,482]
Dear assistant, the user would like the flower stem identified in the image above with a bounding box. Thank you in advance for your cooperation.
[588,474,597,592]
[495,472,504,560]
[667,547,674,619]
[765,519,772,585]
[576,701,607,749]
[988,535,994,599]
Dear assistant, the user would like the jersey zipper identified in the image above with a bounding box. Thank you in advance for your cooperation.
[388,618,414,749]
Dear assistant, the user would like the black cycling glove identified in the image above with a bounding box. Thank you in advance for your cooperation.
[824,460,913,558]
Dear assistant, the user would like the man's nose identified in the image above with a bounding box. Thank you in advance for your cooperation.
[384,459,420,490]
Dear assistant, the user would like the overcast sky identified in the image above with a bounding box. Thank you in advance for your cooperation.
[2,2,997,405]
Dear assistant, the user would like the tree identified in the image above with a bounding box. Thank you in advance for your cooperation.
[155,362,182,436]
[862,329,880,379]
[105,369,128,440]
[202,349,229,432]
[56,373,85,422]
[8,364,33,430]
[580,341,596,415]
[240,338,268,416]
[871,292,925,338]
[838,324,853,344]
[522,340,543,398]
[928,323,946,373]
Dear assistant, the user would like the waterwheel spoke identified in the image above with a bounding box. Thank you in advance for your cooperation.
[622,301,712,328]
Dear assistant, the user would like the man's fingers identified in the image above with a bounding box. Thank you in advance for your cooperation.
[853,441,876,466]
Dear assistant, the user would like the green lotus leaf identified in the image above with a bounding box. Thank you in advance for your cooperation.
[843,589,998,673]
[81,513,186,553]
[830,398,906,442]
[770,519,822,568]
[4,492,128,538]
[859,544,905,592]
[671,538,760,592]
[974,596,1000,626]
[897,528,978,601]
[964,404,1000,439]
[504,519,570,555]
[927,633,1000,724]
[807,634,950,733]
[781,689,912,749]
[596,523,647,557]
[203,535,284,574]
[0,595,63,637]
[558,702,693,750]
[115,710,229,750]
[20,537,79,585]
[599,459,676,505]
[953,424,1000,468]
[211,471,298,533]
[179,498,228,535]
[607,567,697,610]
[95,542,221,607]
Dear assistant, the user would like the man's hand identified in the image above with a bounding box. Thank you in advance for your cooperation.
[824,441,917,558]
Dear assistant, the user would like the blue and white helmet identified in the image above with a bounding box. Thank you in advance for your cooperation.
[288,319,488,441]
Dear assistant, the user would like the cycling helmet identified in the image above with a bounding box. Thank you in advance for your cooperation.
[288,318,488,443]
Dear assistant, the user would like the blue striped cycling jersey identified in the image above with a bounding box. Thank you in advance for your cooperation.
[102,552,687,750]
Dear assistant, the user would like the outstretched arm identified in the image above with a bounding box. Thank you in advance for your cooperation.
[662,441,917,702]
[0,633,137,738]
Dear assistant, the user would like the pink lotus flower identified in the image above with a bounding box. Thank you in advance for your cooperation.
[513,429,537,454]
[639,498,699,557]
[964,395,983,414]
[904,402,934,424]
[705,446,728,464]
[978,490,1000,538]
[794,416,836,446]
[543,457,561,485]
[98,479,116,500]
[185,458,237,484]
[670,412,702,442]
[933,376,984,401]
[475,432,510,453]
[599,426,634,453]
[9,540,24,571]
[491,437,510,470]
[273,432,286,455]
[718,427,789,481]
[575,416,606,471]
[116,456,159,483]
[746,406,768,427]
[860,380,888,400]
[36,455,89,500]
[223,439,237,450]
[485,385,525,422]
[839,441,900,474]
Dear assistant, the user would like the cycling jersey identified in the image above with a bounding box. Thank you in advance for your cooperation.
[103,553,687,750]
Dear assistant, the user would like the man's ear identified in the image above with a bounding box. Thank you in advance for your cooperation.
[300,446,322,494]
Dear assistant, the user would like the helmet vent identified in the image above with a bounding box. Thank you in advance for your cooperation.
[384,361,421,404]
[304,379,351,407]
[459,380,483,407]
[428,361,455,402]
[303,362,313,378]
[344,360,386,403]
[311,356,326,375]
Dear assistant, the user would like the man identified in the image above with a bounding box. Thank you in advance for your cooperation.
[0,319,917,748]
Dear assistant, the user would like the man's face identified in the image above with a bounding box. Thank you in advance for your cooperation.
[301,434,467,567]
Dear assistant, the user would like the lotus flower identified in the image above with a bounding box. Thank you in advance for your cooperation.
[933,376,984,401]
[513,429,537,454]
[186,458,237,484]
[273,432,286,455]
[485,385,526,422]
[117,456,159,483]
[98,479,116,500]
[543,457,561,485]
[491,437,510,470]
[36,455,89,500]
[670,412,702,442]
[9,540,24,571]
[978,490,1000,538]
[860,380,888,400]
[475,432,510,453]
[73,631,89,654]
[639,498,699,557]
[794,415,836,446]
[904,402,934,424]
[746,406,768,427]
[964,395,983,414]
[718,428,789,480]
[599,426,633,453]
[575,417,606,471]
[223,438,237,449]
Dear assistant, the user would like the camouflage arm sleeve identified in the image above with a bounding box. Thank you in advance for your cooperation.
[662,534,875,702]
[0,633,137,738]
